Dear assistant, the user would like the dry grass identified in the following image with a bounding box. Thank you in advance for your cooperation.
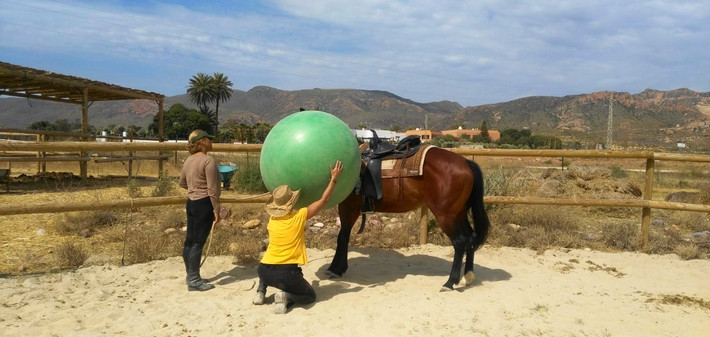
[55,210,120,235]
[1,156,708,276]
[122,228,182,265]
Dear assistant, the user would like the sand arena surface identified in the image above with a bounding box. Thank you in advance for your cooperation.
[1,245,708,337]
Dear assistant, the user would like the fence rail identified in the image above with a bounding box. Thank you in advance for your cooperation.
[2,140,709,248]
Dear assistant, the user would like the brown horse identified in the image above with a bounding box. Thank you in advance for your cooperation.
[326,147,490,291]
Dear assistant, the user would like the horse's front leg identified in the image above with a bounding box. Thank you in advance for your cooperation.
[326,223,352,277]
[327,197,360,277]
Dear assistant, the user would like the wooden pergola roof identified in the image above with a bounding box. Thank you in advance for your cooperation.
[0,61,164,104]
[0,61,166,177]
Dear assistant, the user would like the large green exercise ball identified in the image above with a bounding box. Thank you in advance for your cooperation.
[260,110,360,209]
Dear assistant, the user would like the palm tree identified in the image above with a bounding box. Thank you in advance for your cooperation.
[210,72,233,132]
[187,73,215,119]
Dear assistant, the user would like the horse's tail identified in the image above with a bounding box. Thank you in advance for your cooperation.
[467,160,490,251]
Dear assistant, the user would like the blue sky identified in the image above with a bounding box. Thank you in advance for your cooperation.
[1,0,708,106]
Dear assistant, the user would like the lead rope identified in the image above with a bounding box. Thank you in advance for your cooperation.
[200,192,271,267]
[200,219,215,268]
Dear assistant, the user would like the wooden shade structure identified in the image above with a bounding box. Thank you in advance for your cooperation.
[0,61,166,176]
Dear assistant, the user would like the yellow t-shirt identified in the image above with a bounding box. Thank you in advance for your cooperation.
[260,207,308,265]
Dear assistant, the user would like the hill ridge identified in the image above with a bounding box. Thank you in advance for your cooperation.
[1,87,708,148]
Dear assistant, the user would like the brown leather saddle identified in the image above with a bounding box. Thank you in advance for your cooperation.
[360,130,427,205]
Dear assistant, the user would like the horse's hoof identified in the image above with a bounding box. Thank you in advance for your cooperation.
[464,271,475,286]
[439,285,454,292]
[325,270,342,279]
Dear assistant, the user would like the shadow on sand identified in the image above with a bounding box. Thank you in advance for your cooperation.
[314,247,511,297]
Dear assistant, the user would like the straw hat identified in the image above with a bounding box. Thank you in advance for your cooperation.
[265,185,301,217]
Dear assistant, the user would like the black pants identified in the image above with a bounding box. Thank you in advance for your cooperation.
[257,263,316,306]
[183,197,214,285]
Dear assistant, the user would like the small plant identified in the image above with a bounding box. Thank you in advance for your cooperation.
[233,163,267,193]
[561,158,572,169]
[123,229,180,264]
[484,166,517,197]
[55,241,89,269]
[609,166,628,178]
[597,223,638,251]
[126,178,143,198]
[673,243,705,260]
[151,171,176,197]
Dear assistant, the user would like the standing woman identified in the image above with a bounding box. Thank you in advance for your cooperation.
[178,129,221,292]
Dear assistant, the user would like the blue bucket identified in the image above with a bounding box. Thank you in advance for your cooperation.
[217,165,237,189]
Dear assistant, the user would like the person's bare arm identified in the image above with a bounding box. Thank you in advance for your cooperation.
[306,160,344,219]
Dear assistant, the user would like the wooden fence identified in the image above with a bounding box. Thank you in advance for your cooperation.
[1,141,709,248]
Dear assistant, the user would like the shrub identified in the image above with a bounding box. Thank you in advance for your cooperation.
[233,162,267,194]
[122,228,181,264]
[609,166,628,178]
[55,241,89,269]
[484,166,518,197]
[597,223,638,251]
[151,171,176,197]
[126,178,143,198]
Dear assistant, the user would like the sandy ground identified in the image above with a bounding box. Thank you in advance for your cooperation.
[1,245,708,337]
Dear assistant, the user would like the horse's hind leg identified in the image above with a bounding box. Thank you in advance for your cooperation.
[441,238,466,291]
[463,245,475,286]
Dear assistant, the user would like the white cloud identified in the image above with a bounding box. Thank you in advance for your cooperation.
[0,0,708,105]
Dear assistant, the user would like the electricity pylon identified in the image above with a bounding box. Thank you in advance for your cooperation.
[607,93,614,149]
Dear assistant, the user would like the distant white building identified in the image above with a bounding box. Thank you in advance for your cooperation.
[352,129,407,143]
[677,141,687,149]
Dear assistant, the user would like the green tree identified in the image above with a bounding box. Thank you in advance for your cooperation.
[235,123,251,143]
[252,122,272,143]
[430,135,457,148]
[149,103,212,140]
[54,119,70,132]
[480,120,490,141]
[186,72,234,138]
[211,72,233,133]
[187,73,215,118]
[27,121,55,131]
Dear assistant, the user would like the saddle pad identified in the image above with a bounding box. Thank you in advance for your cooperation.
[381,144,434,178]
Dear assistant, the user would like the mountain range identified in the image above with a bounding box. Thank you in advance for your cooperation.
[1,87,708,148]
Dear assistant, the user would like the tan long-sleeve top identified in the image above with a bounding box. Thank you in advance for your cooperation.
[179,153,221,211]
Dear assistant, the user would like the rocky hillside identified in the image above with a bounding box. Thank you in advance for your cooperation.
[457,89,710,147]
[1,87,708,148]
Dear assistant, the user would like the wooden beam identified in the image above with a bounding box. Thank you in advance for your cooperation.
[0,141,263,153]
[0,194,271,215]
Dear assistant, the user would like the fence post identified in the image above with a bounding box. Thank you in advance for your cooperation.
[36,134,42,174]
[640,157,654,249]
[419,206,429,245]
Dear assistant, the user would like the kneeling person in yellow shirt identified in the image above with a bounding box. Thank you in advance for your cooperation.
[254,160,344,314]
